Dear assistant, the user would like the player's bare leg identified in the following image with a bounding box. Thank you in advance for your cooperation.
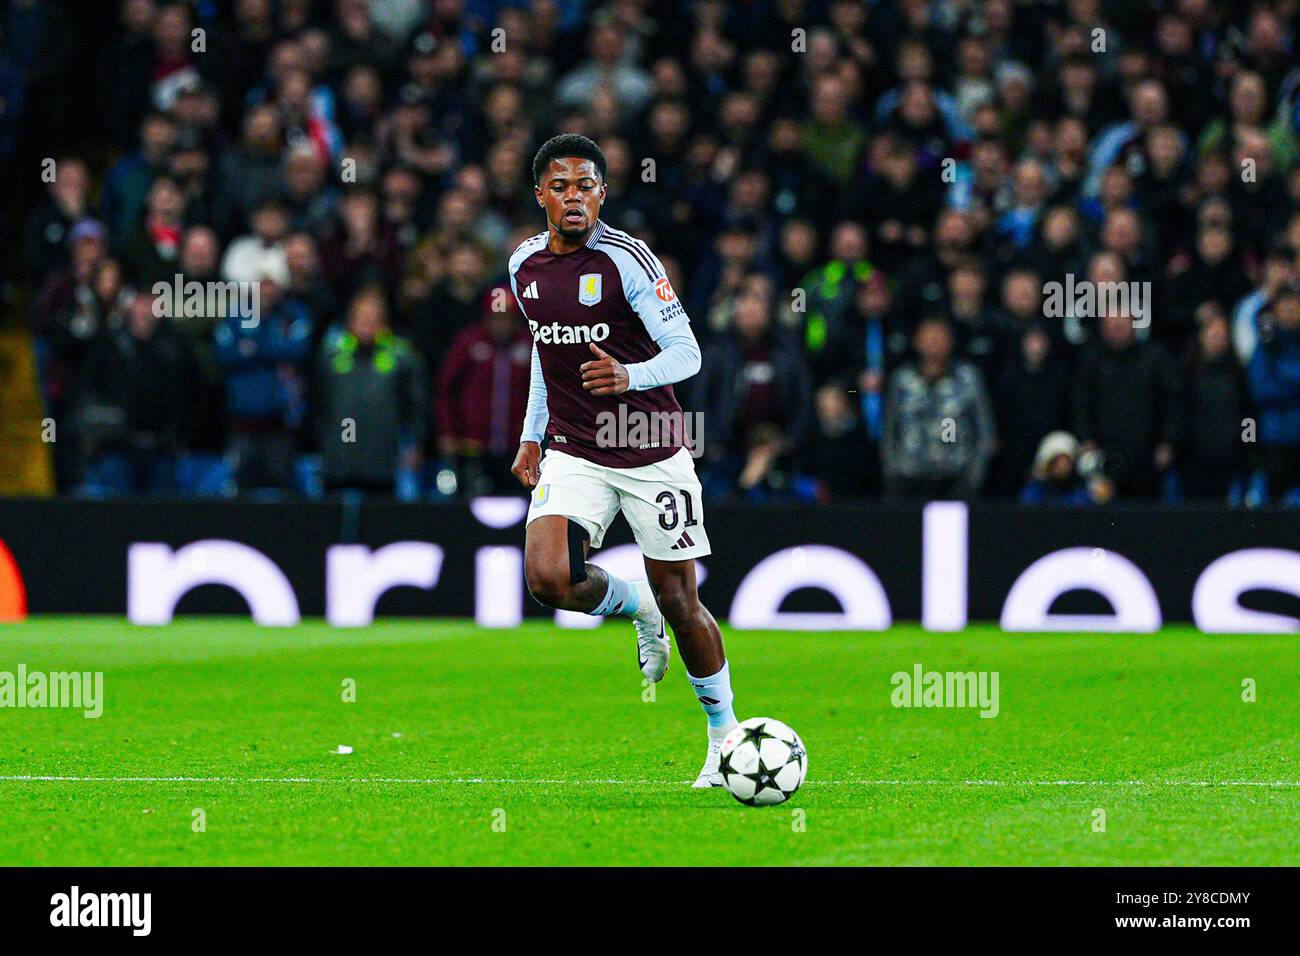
[523,515,606,611]
[643,557,723,674]
[523,515,670,680]
[644,556,737,787]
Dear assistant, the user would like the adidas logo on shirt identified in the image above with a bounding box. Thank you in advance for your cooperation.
[669,531,696,551]
[520,280,540,299]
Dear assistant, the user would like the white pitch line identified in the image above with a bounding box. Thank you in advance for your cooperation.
[0,775,1298,787]
[837,779,1300,787]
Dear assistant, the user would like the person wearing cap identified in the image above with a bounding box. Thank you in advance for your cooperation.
[32,218,111,335]
[1019,431,1103,506]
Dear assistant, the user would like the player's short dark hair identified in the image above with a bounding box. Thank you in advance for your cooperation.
[532,134,607,186]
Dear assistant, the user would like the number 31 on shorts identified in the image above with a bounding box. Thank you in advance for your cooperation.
[655,489,699,531]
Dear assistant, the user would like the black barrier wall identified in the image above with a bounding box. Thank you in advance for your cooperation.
[0,498,1296,630]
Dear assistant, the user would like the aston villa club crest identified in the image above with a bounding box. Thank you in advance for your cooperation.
[578,273,602,306]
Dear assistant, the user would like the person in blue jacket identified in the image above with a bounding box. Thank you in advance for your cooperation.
[213,275,312,492]
[1248,289,1300,503]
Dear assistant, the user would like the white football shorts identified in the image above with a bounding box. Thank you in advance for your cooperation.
[526,447,711,561]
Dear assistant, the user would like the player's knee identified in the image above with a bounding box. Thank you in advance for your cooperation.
[653,581,697,628]
[524,561,570,608]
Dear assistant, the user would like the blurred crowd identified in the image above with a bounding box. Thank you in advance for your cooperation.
[9,0,1300,504]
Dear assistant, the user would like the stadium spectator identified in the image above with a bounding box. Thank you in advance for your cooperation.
[993,268,1048,348]
[695,282,812,501]
[213,104,285,240]
[23,156,91,285]
[992,321,1073,496]
[32,218,111,339]
[282,231,338,343]
[177,226,221,289]
[1074,312,1182,499]
[1233,244,1296,364]
[403,239,491,372]
[816,271,906,396]
[853,134,941,274]
[881,316,995,498]
[167,225,230,495]
[100,111,176,242]
[801,383,874,501]
[555,23,653,120]
[221,198,291,286]
[1084,79,1170,198]
[167,128,218,232]
[282,143,339,237]
[1165,223,1253,355]
[213,278,311,493]
[1019,205,1086,293]
[798,220,874,356]
[993,157,1050,257]
[1247,289,1300,504]
[434,286,532,495]
[79,292,188,496]
[945,260,1007,382]
[895,208,977,324]
[316,288,427,495]
[802,74,867,188]
[319,187,403,303]
[1019,431,1099,507]
[1181,305,1251,501]
[119,174,186,287]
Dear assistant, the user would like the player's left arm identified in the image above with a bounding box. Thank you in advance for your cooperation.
[581,251,700,396]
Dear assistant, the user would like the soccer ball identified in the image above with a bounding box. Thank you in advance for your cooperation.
[718,717,807,806]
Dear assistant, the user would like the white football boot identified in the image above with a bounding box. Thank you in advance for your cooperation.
[691,722,737,788]
[632,581,670,682]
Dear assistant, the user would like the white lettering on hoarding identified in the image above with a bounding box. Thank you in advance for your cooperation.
[326,543,443,627]
[923,502,968,631]
[120,535,1300,634]
[728,545,892,630]
[1000,547,1162,632]
[1192,549,1300,633]
[128,541,299,626]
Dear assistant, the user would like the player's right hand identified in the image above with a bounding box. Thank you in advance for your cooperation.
[511,441,542,488]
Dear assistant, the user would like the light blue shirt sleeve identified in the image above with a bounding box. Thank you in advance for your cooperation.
[520,346,549,444]
[508,238,550,445]
[625,325,702,391]
[605,233,701,390]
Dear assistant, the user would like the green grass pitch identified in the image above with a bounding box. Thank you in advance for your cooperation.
[0,617,1297,866]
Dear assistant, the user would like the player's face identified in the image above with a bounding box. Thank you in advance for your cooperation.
[535,157,606,240]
